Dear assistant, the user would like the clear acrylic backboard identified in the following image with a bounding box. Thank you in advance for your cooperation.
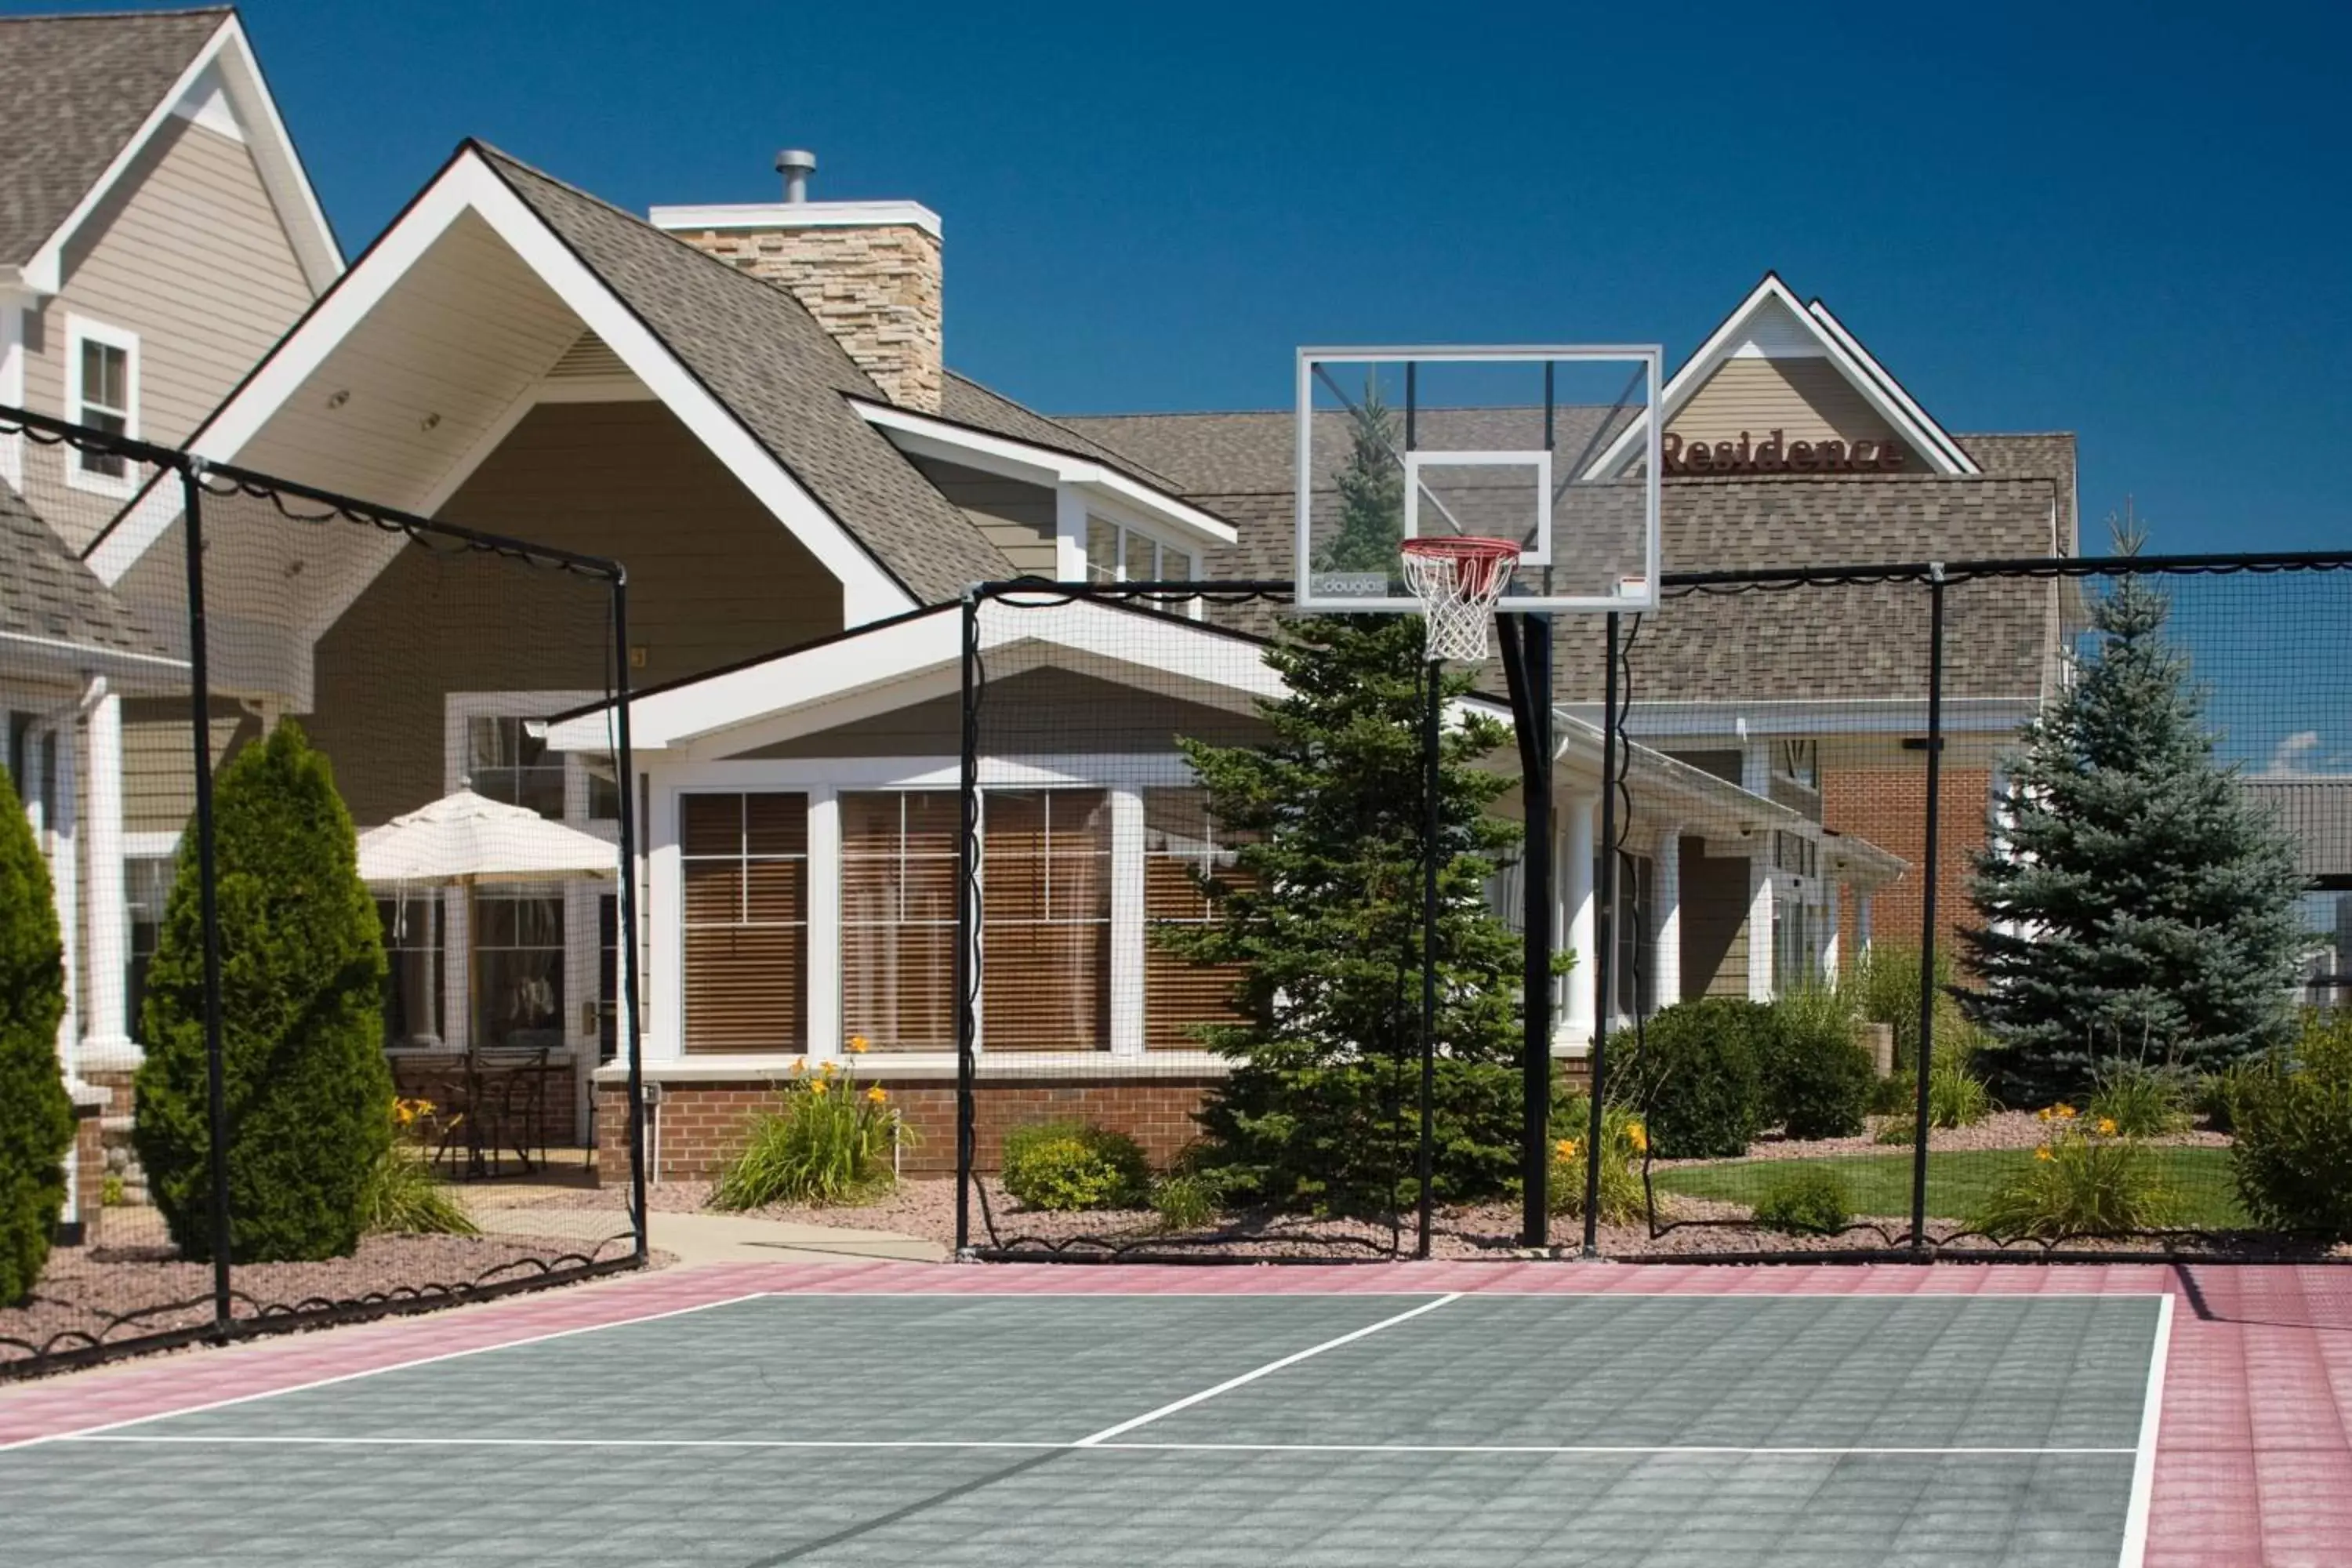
[1294,345,1663,614]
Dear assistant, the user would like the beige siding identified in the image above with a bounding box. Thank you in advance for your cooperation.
[121,699,260,836]
[1668,357,1900,453]
[907,453,1058,575]
[1681,840,1751,1001]
[735,667,1270,760]
[303,401,846,827]
[24,115,316,547]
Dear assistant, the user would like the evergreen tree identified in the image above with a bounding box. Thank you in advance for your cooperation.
[1962,519,2309,1102]
[135,722,393,1262]
[1316,382,1405,574]
[0,764,72,1306]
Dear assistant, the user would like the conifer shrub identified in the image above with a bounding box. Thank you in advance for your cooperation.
[0,766,72,1306]
[134,722,393,1262]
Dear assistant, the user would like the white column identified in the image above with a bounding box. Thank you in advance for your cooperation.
[443,887,471,1054]
[50,713,80,1074]
[1747,858,1775,1002]
[82,685,132,1065]
[805,787,841,1060]
[645,782,683,1064]
[1108,787,1146,1056]
[1822,879,1843,985]
[1561,793,1598,1047]
[1650,825,1682,1011]
[417,898,441,1046]
[1856,890,1875,958]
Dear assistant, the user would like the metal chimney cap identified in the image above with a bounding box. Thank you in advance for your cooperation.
[775,148,817,202]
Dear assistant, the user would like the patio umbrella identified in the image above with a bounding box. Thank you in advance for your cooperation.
[357,786,618,887]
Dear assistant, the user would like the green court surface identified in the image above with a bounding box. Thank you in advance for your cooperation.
[2,1290,2169,1566]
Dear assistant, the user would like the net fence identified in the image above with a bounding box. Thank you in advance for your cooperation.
[1,407,644,1378]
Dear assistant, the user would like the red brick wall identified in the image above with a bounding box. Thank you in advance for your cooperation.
[595,1075,1222,1183]
[69,1089,107,1246]
[1823,764,1991,967]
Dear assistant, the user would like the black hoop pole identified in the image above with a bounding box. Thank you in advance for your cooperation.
[1417,655,1441,1261]
[180,467,234,1329]
[1583,611,1620,1257]
[1910,568,1947,1256]
[1498,615,1555,1248]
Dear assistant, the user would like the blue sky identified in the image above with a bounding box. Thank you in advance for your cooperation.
[22,1,2352,554]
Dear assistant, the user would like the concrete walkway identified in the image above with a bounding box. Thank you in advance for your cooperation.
[471,1205,947,1265]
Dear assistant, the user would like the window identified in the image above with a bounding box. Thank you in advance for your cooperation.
[681,792,808,1052]
[473,887,564,1050]
[1143,789,1253,1049]
[66,318,137,488]
[597,895,619,1062]
[125,856,174,1036]
[467,717,567,818]
[841,792,958,1052]
[377,895,445,1047]
[1084,515,1196,592]
[982,790,1109,1050]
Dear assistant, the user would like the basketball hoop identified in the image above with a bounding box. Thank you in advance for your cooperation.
[1399,536,1522,663]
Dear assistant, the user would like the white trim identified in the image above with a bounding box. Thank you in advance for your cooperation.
[1584,275,1977,481]
[169,66,243,142]
[2118,1291,2175,1568]
[62,314,140,497]
[805,786,842,1060]
[1403,448,1553,566]
[1563,696,2039,738]
[0,289,24,490]
[648,200,943,240]
[17,16,341,299]
[89,151,914,628]
[855,398,1236,549]
[122,830,182,860]
[1108,786,1145,1057]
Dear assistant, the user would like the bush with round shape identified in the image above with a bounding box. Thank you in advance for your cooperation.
[1001,1121,1150,1212]
[0,765,72,1306]
[2229,1022,2352,1238]
[1613,998,1766,1159]
[1752,1165,1852,1236]
[133,722,394,1263]
[1761,989,1875,1140]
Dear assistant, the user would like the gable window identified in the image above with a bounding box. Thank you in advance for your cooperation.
[468,716,568,817]
[1084,515,1196,588]
[66,317,139,490]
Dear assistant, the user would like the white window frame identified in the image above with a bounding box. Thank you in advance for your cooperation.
[64,314,140,497]
[1081,510,1205,619]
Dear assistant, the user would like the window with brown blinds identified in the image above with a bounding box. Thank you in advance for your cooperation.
[841,791,957,1052]
[982,790,1110,1051]
[680,792,807,1053]
[1143,789,1254,1049]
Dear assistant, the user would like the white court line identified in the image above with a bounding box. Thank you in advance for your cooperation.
[61,1433,2137,1457]
[2118,1290,2176,1568]
[1071,1292,1464,1447]
[0,1290,775,1454]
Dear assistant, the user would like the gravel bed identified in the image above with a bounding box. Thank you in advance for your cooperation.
[3,1229,648,1371]
[1650,1109,2232,1168]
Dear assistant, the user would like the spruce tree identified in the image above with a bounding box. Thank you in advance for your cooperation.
[1962,520,2308,1102]
[1316,382,1405,575]
[0,764,73,1306]
[135,721,393,1262]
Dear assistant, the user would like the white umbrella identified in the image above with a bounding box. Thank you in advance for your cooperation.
[358,786,617,887]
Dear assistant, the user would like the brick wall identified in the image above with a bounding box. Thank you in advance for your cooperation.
[1824,764,1991,967]
[67,1088,107,1246]
[596,1075,1221,1183]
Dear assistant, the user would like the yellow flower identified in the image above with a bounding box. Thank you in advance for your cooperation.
[866,1085,888,1105]
[808,1079,829,1097]
[789,1058,806,1076]
[848,1035,869,1054]
[2055,1102,2078,1121]
[2034,1144,2054,1161]
[1554,1138,1580,1160]
[2036,1106,2053,1123]
[1626,1122,1649,1153]
[2096,1117,2118,1138]
[819,1059,838,1077]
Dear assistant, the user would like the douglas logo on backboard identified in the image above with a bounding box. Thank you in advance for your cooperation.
[1661,430,1907,475]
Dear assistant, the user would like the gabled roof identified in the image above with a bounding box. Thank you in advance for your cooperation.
[940,372,1185,494]
[0,7,339,291]
[0,478,179,672]
[1582,274,1980,480]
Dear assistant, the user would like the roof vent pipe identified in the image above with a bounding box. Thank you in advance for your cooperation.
[775,148,816,203]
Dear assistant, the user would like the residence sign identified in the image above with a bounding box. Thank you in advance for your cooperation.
[1661,430,1907,476]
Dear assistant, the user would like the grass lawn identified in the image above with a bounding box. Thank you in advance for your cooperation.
[1653,1145,2249,1229]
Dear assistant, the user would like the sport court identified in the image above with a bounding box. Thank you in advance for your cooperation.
[2,1285,2170,1566]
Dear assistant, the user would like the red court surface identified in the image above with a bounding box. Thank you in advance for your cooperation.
[5,1260,2346,1567]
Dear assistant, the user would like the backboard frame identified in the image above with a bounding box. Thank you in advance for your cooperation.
[1292,343,1664,615]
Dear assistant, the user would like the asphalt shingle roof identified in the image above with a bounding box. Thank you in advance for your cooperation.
[0,7,228,263]
[475,145,1012,605]
[938,372,1185,493]
[0,479,174,657]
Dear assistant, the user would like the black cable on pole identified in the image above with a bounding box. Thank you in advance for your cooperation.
[954,590,982,1258]
[1417,655,1441,1261]
[1583,612,1620,1257]
[180,466,234,1333]
[610,575,649,1265]
[1910,569,1947,1258]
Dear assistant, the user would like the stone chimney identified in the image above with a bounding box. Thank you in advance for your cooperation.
[650,150,944,413]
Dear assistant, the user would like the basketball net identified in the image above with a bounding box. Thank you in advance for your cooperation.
[1399,536,1522,663]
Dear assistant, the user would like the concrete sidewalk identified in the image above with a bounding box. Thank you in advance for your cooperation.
[472,1206,947,1265]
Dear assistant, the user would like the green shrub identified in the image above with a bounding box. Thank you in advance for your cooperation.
[360,1097,476,1236]
[1873,1118,1914,1146]
[1753,1166,1852,1235]
[1969,1120,2179,1240]
[1149,1170,1229,1232]
[1929,1054,1996,1129]
[134,723,393,1264]
[1760,989,1874,1140]
[711,1061,906,1209]
[1867,1073,1911,1116]
[0,764,71,1307]
[1844,943,1985,1076]
[2228,1029,2352,1236]
[1001,1121,1150,1211]
[2088,1061,2193,1138]
[1614,999,1766,1158]
[1547,1094,1648,1223]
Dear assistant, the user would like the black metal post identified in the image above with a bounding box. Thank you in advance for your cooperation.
[180,467,234,1332]
[954,589,981,1257]
[1583,612,1620,1257]
[1417,655,1441,1260]
[1910,569,1947,1257]
[611,574,648,1265]
[1498,615,1555,1248]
